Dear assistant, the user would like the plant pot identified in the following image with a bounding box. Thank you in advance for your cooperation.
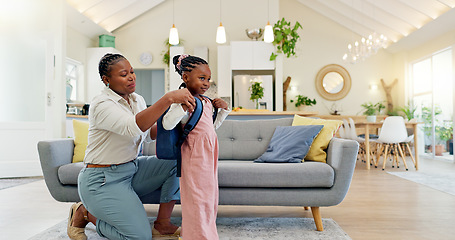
[366,115,376,122]
[297,105,306,111]
[435,144,445,156]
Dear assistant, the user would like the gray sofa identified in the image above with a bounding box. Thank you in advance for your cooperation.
[38,118,358,231]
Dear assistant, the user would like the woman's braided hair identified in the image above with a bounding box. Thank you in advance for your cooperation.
[172,54,208,77]
[98,53,127,81]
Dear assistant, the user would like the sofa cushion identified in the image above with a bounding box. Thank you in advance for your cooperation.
[58,162,84,185]
[216,118,293,160]
[254,125,323,163]
[292,115,343,163]
[218,160,334,188]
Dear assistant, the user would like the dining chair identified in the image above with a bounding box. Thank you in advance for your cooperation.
[374,116,409,170]
[347,118,377,165]
[400,134,417,169]
[341,119,351,139]
[338,126,346,139]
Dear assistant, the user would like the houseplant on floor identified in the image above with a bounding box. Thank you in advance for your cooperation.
[361,101,385,122]
[290,95,316,111]
[435,123,453,156]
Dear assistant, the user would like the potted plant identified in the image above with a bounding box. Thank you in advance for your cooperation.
[435,124,452,156]
[248,80,264,109]
[400,103,417,121]
[420,105,442,153]
[361,101,385,122]
[269,18,303,61]
[161,38,184,66]
[290,95,316,111]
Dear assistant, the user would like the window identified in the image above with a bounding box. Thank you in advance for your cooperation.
[65,58,82,102]
[411,48,453,160]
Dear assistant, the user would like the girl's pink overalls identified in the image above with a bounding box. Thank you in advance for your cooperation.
[180,98,219,240]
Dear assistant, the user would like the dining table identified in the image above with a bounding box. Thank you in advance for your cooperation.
[355,121,422,170]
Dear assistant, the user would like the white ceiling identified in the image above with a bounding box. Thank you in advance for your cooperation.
[66,0,455,53]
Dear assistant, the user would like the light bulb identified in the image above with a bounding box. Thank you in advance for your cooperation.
[169,24,179,45]
[342,54,348,61]
[264,21,274,43]
[216,22,226,44]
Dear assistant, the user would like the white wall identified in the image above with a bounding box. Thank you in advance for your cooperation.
[71,0,455,116]
[111,0,397,115]
[67,27,97,63]
[279,1,396,115]
[113,0,279,89]
[0,0,66,177]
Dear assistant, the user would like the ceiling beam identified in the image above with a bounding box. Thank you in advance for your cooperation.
[297,0,373,40]
[66,0,104,13]
[98,0,166,32]
[364,0,430,28]
[84,0,138,24]
[398,0,450,19]
[436,0,455,8]
[327,0,405,42]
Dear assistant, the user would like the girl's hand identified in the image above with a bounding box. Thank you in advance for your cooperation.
[212,98,228,110]
[166,88,195,112]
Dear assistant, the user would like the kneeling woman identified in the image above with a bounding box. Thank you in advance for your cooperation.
[67,53,195,240]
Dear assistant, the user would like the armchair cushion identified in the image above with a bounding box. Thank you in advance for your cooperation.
[72,119,89,163]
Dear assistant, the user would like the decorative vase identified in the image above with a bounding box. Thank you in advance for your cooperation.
[255,99,259,109]
[366,115,376,122]
[298,105,306,111]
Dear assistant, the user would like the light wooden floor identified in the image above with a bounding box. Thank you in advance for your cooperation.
[143,156,455,240]
[1,156,454,239]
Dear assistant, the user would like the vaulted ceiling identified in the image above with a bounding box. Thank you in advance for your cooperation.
[66,0,455,52]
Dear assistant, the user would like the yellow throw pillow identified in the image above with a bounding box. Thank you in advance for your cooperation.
[292,115,342,163]
[72,119,89,163]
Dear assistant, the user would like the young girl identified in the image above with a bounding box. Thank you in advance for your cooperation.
[162,54,230,240]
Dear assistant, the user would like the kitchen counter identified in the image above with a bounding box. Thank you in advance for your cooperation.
[227,110,318,120]
[229,110,318,116]
[66,114,88,119]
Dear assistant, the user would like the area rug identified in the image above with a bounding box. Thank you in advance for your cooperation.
[387,171,455,196]
[0,177,43,190]
[30,217,351,240]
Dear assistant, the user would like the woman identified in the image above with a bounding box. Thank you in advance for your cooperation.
[67,53,195,240]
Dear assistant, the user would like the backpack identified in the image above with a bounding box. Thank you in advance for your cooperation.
[156,95,217,177]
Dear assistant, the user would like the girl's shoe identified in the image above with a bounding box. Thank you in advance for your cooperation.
[152,218,181,237]
[67,202,87,240]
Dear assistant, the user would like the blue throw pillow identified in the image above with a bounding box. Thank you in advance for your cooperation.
[254,125,324,163]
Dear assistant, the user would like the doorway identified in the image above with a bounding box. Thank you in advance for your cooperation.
[135,69,165,106]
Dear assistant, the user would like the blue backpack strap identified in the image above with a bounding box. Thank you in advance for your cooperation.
[200,95,218,123]
[175,96,203,177]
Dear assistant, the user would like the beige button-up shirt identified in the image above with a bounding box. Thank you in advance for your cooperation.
[84,87,149,165]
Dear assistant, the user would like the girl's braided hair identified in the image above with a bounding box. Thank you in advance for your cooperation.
[98,53,127,81]
[172,54,208,77]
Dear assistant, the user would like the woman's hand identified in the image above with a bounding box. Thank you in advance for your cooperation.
[166,88,195,112]
[212,98,228,110]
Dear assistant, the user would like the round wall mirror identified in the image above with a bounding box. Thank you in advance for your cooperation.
[315,64,351,101]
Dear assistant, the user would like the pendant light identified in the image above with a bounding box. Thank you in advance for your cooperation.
[216,0,226,44]
[169,0,179,45]
[263,0,274,43]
